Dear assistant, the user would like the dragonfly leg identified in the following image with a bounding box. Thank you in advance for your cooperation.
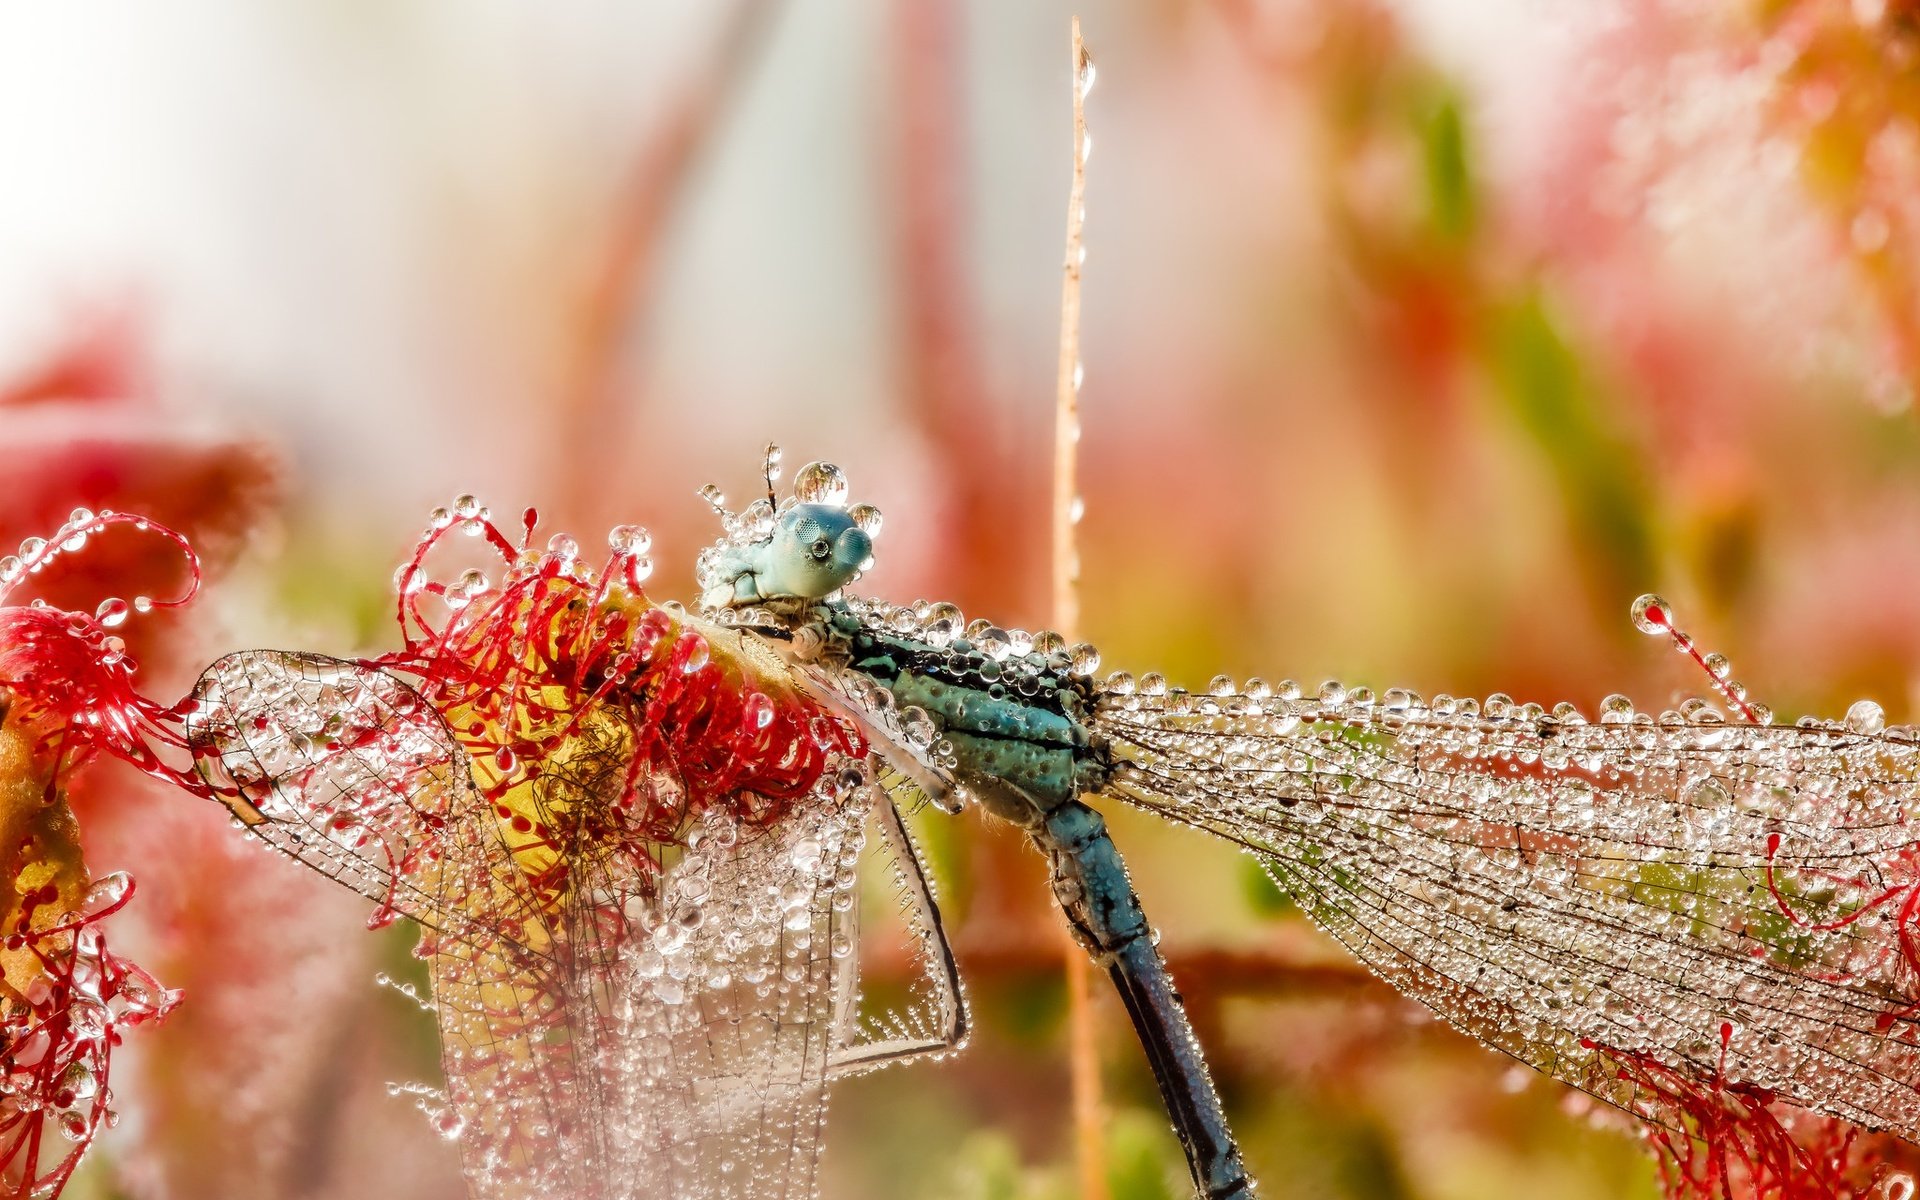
[1035,798,1257,1200]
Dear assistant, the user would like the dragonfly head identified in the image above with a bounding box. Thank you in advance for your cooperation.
[696,448,881,614]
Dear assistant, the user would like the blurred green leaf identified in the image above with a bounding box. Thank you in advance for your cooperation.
[1420,93,1474,244]
[1487,295,1657,600]
[1241,856,1295,917]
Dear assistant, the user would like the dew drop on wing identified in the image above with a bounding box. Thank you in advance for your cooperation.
[1094,680,1920,1141]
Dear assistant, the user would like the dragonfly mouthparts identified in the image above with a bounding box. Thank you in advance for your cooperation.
[695,446,882,612]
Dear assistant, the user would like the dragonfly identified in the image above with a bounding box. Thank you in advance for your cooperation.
[181,452,1920,1200]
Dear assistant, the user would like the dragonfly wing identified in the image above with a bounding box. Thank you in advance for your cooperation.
[797,661,962,813]
[1098,691,1920,1138]
[186,649,540,940]
[827,774,969,1077]
[435,771,873,1200]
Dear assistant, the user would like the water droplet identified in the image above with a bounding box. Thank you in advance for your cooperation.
[681,637,710,673]
[451,494,481,520]
[976,627,1013,662]
[608,524,652,555]
[94,598,130,628]
[1069,643,1101,676]
[1630,594,1671,636]
[83,872,131,912]
[1847,699,1887,735]
[745,693,775,730]
[791,462,850,507]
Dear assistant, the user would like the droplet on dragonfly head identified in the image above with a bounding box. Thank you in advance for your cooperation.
[1847,699,1887,735]
[1630,594,1671,635]
[848,504,882,536]
[791,462,850,508]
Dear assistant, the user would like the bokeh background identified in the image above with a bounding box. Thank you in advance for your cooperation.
[5,1,1920,1196]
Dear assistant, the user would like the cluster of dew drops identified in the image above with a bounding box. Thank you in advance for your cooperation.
[1103,590,1902,744]
[401,493,658,613]
[0,508,176,668]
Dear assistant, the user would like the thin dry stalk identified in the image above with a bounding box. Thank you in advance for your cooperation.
[1054,18,1108,1200]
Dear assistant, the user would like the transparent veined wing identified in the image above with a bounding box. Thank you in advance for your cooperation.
[827,767,969,1077]
[188,647,966,1200]
[429,777,872,1200]
[1097,685,1920,1139]
[187,650,547,945]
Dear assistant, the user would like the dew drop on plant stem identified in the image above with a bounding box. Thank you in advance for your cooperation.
[1630,593,1671,635]
[608,524,651,556]
[94,598,129,628]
